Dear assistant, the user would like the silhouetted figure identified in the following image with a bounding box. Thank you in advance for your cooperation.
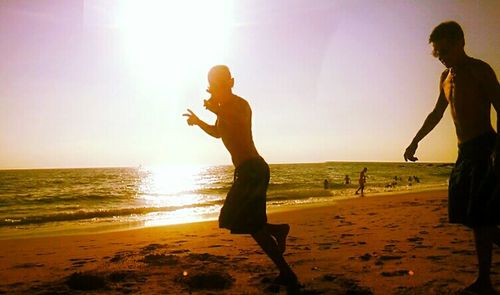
[323,179,329,189]
[184,65,298,287]
[403,21,500,295]
[344,175,351,185]
[355,167,368,196]
[414,176,420,183]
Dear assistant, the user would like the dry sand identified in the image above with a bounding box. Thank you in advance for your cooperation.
[0,189,498,294]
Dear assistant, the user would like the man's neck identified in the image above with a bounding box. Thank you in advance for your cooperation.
[451,53,469,69]
[219,92,234,105]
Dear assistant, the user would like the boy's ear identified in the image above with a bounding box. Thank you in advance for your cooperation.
[229,78,234,88]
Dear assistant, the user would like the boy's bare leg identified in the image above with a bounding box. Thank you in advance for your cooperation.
[264,223,290,254]
[251,229,297,286]
[465,226,497,295]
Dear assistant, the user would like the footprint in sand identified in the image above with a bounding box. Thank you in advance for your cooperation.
[169,249,190,254]
[407,236,424,243]
[451,249,475,256]
[316,242,338,250]
[12,262,44,269]
[377,255,403,261]
[187,253,228,264]
[69,258,97,268]
[207,244,225,248]
[140,254,179,266]
[109,251,134,263]
[381,270,409,277]
[426,255,448,261]
[141,243,168,253]
[36,252,56,256]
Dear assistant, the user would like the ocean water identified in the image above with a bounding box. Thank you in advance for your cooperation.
[0,162,453,239]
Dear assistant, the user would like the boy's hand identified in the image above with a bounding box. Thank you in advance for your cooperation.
[204,98,220,114]
[182,109,200,126]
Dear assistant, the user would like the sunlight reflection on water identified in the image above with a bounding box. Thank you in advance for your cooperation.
[138,165,221,226]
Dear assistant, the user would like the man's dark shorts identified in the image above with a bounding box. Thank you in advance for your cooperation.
[448,131,499,227]
[219,157,269,234]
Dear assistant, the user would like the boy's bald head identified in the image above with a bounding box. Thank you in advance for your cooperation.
[208,65,232,84]
[207,65,234,95]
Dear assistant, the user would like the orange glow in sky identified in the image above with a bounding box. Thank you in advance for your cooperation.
[0,1,498,169]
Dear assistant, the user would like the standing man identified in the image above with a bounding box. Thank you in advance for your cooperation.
[355,167,368,196]
[404,21,500,294]
[183,65,298,286]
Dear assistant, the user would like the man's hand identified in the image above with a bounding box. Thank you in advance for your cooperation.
[404,142,419,162]
[182,109,200,126]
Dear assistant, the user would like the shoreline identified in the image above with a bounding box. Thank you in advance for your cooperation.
[2,188,497,294]
[0,186,448,241]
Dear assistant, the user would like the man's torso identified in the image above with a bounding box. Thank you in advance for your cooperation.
[441,57,494,143]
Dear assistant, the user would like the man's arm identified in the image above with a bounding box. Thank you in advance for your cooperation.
[481,63,500,171]
[183,109,221,138]
[404,91,448,162]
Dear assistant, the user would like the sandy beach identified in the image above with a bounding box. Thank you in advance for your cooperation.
[0,189,498,294]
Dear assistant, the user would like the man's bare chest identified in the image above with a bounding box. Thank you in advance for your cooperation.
[443,69,485,110]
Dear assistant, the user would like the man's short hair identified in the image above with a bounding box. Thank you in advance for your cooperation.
[429,21,464,44]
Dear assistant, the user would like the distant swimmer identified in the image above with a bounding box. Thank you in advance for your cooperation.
[323,179,329,189]
[344,175,351,185]
[355,167,368,196]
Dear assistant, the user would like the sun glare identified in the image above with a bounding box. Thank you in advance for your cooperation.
[116,0,234,88]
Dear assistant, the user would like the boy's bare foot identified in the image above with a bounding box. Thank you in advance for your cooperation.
[273,270,298,287]
[273,224,290,254]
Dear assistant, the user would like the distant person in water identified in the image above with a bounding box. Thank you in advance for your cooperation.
[403,21,500,294]
[344,175,351,185]
[355,168,368,196]
[183,65,298,287]
[323,179,329,189]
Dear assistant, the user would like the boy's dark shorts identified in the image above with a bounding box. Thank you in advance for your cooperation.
[219,157,269,234]
[448,132,499,227]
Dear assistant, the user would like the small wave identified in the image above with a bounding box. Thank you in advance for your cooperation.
[0,201,223,227]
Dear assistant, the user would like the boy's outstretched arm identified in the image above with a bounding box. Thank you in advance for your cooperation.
[183,109,221,138]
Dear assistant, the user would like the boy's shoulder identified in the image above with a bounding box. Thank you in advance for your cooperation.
[232,94,251,110]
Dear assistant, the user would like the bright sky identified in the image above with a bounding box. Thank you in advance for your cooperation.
[1,0,499,169]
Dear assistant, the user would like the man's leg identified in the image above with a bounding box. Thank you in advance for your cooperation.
[263,223,290,254]
[493,226,500,247]
[465,226,497,294]
[251,228,297,285]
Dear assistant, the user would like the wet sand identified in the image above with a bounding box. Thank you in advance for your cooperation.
[0,189,498,294]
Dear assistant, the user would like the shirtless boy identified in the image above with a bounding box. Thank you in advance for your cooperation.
[183,65,298,286]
